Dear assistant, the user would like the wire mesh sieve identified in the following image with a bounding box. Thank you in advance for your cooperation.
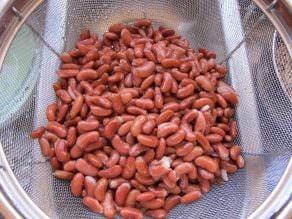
[0,0,291,218]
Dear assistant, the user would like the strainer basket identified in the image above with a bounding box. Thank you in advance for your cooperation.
[0,0,291,218]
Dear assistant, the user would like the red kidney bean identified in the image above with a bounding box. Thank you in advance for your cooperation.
[131,115,147,137]
[120,207,143,219]
[135,156,150,176]
[125,189,140,207]
[75,158,99,176]
[143,149,156,164]
[99,165,122,178]
[156,138,166,160]
[53,170,74,180]
[39,137,51,157]
[195,156,219,173]
[122,156,136,179]
[102,191,116,219]
[166,129,186,146]
[112,135,130,155]
[142,119,156,134]
[181,191,202,203]
[104,117,123,139]
[164,195,181,212]
[31,126,46,139]
[90,106,112,117]
[47,121,67,138]
[46,103,58,121]
[140,198,164,209]
[70,173,84,197]
[230,145,241,160]
[83,196,103,214]
[115,182,131,206]
[63,160,76,172]
[76,131,99,149]
[77,120,99,133]
[137,134,158,148]
[177,84,195,99]
[55,139,70,162]
[160,72,173,93]
[135,61,156,78]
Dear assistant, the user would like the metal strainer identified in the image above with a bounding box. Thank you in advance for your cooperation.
[0,0,291,218]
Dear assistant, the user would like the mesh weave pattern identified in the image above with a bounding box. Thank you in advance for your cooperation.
[0,0,291,218]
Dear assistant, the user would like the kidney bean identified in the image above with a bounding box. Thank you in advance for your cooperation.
[53,170,74,180]
[90,106,112,117]
[137,135,158,148]
[144,150,156,164]
[141,119,155,135]
[75,158,99,176]
[195,156,219,173]
[145,209,166,219]
[157,123,179,138]
[177,84,195,99]
[166,129,185,147]
[198,168,214,181]
[230,145,241,161]
[125,132,137,145]
[46,121,67,138]
[83,196,103,214]
[50,157,62,170]
[130,115,146,137]
[210,126,226,137]
[176,142,194,157]
[93,178,108,202]
[55,139,70,162]
[135,171,155,185]
[63,160,76,172]
[134,61,156,78]
[155,138,166,160]
[124,189,140,207]
[206,134,223,143]
[120,28,132,46]
[164,195,181,212]
[181,191,202,203]
[134,156,149,177]
[112,135,130,155]
[120,207,143,219]
[70,145,83,158]
[120,156,136,179]
[114,182,131,206]
[195,75,213,92]
[140,198,164,209]
[229,120,238,139]
[130,180,146,192]
[103,117,123,139]
[46,104,58,122]
[160,72,173,93]
[31,126,45,139]
[99,165,122,178]
[105,150,120,168]
[161,102,180,112]
[70,173,84,197]
[76,131,99,149]
[56,104,68,122]
[102,191,116,219]
[116,121,132,136]
[215,143,229,161]
[77,120,99,134]
[236,155,245,168]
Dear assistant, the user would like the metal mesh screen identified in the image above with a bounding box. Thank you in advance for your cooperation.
[0,0,291,218]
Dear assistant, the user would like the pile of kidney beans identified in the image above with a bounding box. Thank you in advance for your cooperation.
[31,19,244,219]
